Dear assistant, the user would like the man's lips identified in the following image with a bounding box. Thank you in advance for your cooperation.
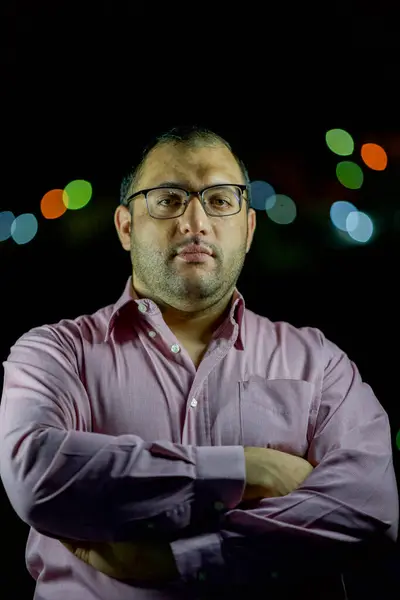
[177,254,211,263]
[176,245,214,263]
[178,244,213,256]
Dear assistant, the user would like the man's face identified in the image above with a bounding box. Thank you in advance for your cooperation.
[115,143,256,312]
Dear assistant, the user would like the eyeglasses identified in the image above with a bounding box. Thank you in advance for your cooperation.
[123,184,248,219]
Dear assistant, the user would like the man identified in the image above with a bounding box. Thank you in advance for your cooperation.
[0,125,398,600]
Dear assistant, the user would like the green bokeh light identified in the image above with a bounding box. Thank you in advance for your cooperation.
[336,161,364,190]
[326,129,354,156]
[266,194,297,224]
[63,179,92,210]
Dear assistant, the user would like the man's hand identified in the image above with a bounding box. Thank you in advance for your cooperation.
[59,448,314,582]
[59,538,179,584]
[243,447,314,501]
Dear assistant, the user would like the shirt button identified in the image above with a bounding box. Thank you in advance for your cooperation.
[171,344,181,353]
[214,501,224,511]
[148,330,156,338]
[190,398,198,408]
[138,303,147,313]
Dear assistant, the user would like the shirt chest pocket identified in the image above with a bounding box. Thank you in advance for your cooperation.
[210,376,314,457]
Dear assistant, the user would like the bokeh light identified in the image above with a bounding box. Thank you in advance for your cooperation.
[41,189,68,219]
[250,180,276,211]
[361,143,388,171]
[63,179,92,210]
[330,201,358,232]
[266,194,297,224]
[0,211,15,241]
[346,211,373,243]
[10,213,38,245]
[336,161,364,189]
[325,129,354,156]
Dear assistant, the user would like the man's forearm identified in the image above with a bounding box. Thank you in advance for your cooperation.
[1,332,246,543]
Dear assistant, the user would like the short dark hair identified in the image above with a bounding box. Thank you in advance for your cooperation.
[120,125,252,212]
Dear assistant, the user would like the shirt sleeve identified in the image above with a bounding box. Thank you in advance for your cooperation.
[170,336,399,585]
[0,326,245,542]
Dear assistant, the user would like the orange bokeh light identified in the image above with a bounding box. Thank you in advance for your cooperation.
[361,143,388,171]
[40,189,68,219]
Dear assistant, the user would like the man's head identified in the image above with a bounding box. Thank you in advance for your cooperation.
[114,125,256,315]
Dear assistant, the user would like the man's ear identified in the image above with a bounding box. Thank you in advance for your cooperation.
[114,205,132,251]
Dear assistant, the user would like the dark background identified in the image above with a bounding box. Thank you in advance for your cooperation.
[1,3,400,597]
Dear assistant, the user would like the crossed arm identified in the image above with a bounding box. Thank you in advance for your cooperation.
[0,327,398,588]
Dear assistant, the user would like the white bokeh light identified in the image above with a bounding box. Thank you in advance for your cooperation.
[346,211,373,243]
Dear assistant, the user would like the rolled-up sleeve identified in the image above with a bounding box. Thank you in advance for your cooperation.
[171,337,399,584]
[0,326,245,542]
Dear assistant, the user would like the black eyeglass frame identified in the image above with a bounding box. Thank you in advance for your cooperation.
[122,184,249,219]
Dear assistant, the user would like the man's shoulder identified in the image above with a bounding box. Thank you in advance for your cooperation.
[13,302,115,350]
[244,306,326,349]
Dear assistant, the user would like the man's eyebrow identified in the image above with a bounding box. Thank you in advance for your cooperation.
[146,180,238,189]
[148,181,187,188]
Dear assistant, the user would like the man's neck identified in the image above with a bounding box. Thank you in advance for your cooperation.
[164,302,231,344]
[132,282,233,344]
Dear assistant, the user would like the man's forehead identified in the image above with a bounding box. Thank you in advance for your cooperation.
[138,143,243,187]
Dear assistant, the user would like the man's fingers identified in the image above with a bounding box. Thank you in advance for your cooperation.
[60,540,90,563]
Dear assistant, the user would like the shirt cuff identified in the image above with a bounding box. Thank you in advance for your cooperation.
[194,445,246,510]
[170,532,226,584]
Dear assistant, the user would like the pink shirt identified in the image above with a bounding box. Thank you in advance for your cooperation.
[0,277,398,599]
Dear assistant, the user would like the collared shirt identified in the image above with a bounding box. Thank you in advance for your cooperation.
[0,277,398,600]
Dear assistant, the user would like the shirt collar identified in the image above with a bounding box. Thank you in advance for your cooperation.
[105,276,246,349]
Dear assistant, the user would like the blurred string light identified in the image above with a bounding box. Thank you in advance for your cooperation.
[325,129,354,156]
[63,179,92,210]
[330,201,358,232]
[41,189,67,219]
[0,211,15,241]
[361,143,388,171]
[336,161,364,189]
[250,180,276,210]
[1,178,93,246]
[326,128,388,185]
[11,214,38,245]
[325,128,387,245]
[250,181,296,225]
[266,194,297,224]
[330,201,373,243]
[346,211,373,243]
